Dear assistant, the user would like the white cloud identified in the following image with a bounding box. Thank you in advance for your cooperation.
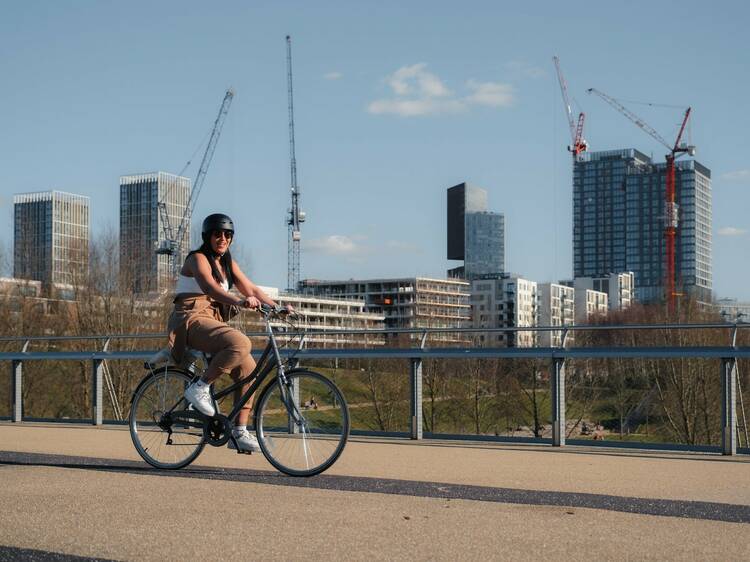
[465,80,515,108]
[719,169,750,183]
[387,63,451,97]
[718,227,747,236]
[324,71,343,80]
[304,235,363,255]
[303,234,420,260]
[368,63,515,117]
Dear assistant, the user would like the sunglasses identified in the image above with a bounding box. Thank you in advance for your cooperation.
[211,229,233,240]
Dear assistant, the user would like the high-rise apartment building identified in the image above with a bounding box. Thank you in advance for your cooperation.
[447,182,504,279]
[120,172,190,294]
[14,191,90,285]
[573,149,712,303]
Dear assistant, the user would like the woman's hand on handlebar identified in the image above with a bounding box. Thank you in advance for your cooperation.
[256,302,297,317]
[240,296,261,309]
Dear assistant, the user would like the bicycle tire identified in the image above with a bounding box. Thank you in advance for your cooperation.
[129,369,206,470]
[255,369,349,477]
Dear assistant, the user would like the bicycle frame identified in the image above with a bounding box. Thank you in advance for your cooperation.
[194,313,303,424]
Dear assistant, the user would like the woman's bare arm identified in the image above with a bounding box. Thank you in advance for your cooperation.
[188,253,246,307]
[231,261,277,307]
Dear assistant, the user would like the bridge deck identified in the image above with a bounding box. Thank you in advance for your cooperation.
[1,423,748,560]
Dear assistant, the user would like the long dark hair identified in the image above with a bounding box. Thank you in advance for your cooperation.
[187,241,234,290]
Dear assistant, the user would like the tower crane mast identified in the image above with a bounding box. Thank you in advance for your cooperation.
[553,56,588,158]
[587,88,694,313]
[286,35,305,291]
[157,87,235,276]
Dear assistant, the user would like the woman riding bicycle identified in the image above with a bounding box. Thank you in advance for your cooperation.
[169,213,289,453]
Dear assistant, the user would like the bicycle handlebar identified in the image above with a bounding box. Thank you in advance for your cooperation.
[257,303,296,319]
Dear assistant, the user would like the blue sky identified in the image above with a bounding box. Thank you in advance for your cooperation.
[1,1,748,299]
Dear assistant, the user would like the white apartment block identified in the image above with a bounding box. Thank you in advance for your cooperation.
[471,274,538,347]
[574,272,634,312]
[538,283,575,347]
[575,288,608,324]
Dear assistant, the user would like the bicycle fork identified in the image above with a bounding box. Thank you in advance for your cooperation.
[266,322,304,433]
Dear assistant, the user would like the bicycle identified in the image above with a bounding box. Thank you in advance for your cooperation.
[129,304,350,477]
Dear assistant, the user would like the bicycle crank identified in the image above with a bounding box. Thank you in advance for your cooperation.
[203,414,233,446]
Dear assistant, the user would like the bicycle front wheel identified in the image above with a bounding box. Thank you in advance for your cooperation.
[129,369,205,470]
[255,370,349,476]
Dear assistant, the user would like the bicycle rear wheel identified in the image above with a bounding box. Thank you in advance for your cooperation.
[255,370,349,476]
[129,369,206,469]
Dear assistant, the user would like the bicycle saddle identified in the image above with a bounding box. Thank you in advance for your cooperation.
[144,347,203,370]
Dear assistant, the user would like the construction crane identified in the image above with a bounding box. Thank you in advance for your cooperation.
[286,35,305,291]
[156,88,235,275]
[587,88,695,313]
[553,56,588,158]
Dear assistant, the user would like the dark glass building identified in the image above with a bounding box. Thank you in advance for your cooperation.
[447,182,504,280]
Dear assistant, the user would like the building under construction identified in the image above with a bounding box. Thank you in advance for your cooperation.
[299,277,471,343]
[573,149,712,304]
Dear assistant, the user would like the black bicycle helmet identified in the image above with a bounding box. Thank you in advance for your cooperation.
[201,213,234,242]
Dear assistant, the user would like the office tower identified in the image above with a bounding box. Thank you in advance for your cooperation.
[447,182,505,279]
[573,149,712,303]
[14,191,90,285]
[120,172,190,294]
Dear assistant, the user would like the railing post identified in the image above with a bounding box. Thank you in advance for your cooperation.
[11,360,22,422]
[410,357,423,440]
[92,359,103,426]
[551,357,565,447]
[721,357,737,456]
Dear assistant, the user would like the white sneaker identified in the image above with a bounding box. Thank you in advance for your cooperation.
[184,381,216,417]
[229,428,261,453]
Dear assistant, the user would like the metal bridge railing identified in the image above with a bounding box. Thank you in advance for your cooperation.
[2,322,748,456]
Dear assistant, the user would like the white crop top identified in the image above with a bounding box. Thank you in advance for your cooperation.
[176,274,228,295]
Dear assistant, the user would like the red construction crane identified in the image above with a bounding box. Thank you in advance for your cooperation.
[587,88,695,313]
[553,56,588,158]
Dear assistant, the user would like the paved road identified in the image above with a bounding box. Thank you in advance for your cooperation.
[1,423,748,561]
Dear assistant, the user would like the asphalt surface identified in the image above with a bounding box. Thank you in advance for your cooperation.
[1,423,749,560]
[1,450,748,524]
